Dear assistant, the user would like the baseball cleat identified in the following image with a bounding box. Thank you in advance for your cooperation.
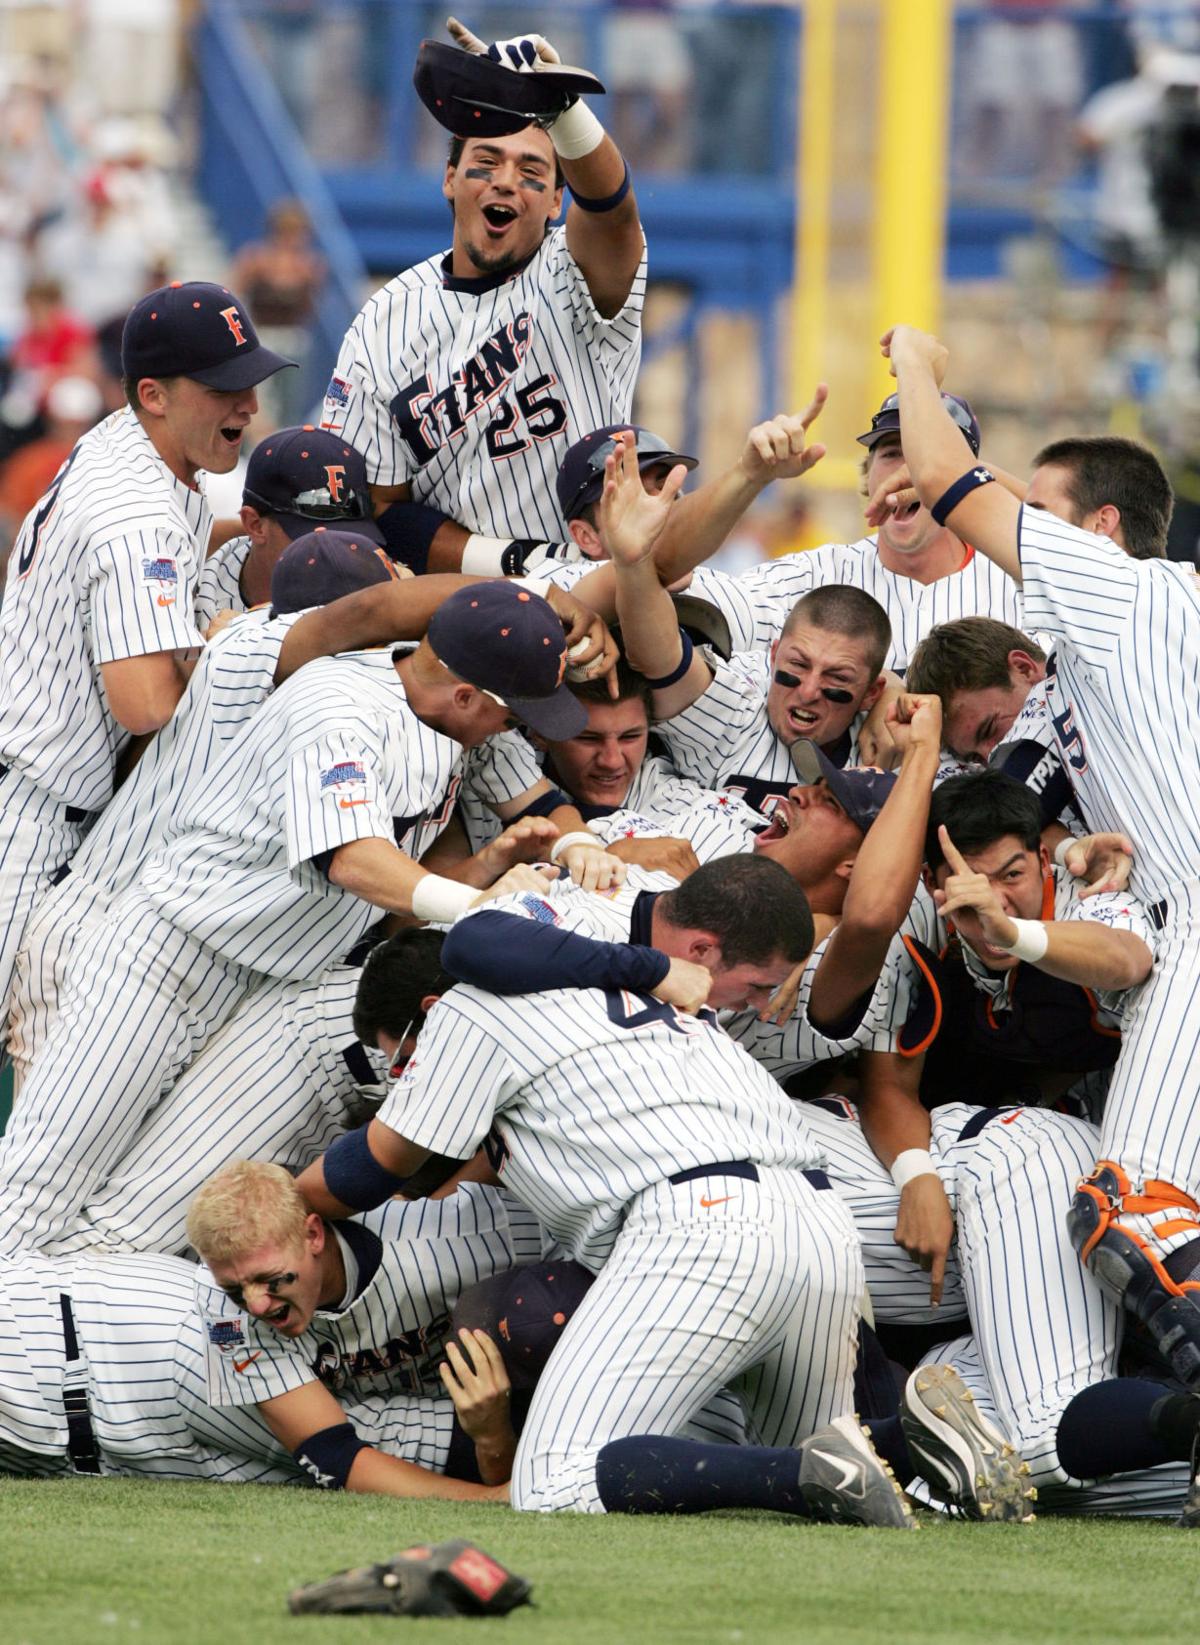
[798,1415,917,1529]
[900,1364,1036,1523]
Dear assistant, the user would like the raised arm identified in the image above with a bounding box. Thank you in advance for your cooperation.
[881,325,1023,583]
[808,693,943,1029]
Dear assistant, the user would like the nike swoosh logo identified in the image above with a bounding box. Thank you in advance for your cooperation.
[232,1352,262,1373]
[699,1196,733,1208]
[808,1448,861,1493]
[156,594,176,607]
[1001,1110,1024,1124]
[338,797,368,808]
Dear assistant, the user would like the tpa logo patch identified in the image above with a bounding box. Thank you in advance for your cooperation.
[518,894,559,925]
[207,1317,246,1352]
[320,761,366,790]
[142,556,179,607]
[325,375,351,409]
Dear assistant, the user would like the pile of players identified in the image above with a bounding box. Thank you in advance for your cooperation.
[0,19,1199,1532]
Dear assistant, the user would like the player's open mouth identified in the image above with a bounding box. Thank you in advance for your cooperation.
[220,426,243,445]
[755,803,795,846]
[891,501,920,521]
[482,204,518,231]
[265,1301,291,1326]
[787,707,820,732]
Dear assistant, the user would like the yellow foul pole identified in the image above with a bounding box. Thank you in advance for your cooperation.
[791,0,836,414]
[871,0,953,400]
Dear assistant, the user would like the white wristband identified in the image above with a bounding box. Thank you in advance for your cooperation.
[997,918,1049,964]
[1053,836,1078,868]
[549,830,603,862]
[547,99,605,159]
[410,874,477,925]
[461,534,510,577]
[890,1149,938,1191]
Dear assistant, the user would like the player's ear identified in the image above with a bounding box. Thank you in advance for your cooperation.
[568,518,602,560]
[1091,502,1122,545]
[137,376,168,418]
[1008,649,1039,684]
[419,992,441,1015]
[833,852,858,886]
[1037,841,1052,876]
[304,1212,325,1254]
[862,673,887,712]
[241,504,266,544]
[683,932,720,966]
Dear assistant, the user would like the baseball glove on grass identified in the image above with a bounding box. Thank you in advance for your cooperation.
[287,1539,533,1617]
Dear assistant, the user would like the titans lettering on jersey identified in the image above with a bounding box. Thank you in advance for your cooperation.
[198,1186,540,1408]
[656,651,857,820]
[322,226,646,539]
[0,407,209,810]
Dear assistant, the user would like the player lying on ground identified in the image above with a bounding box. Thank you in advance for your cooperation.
[295,896,914,1526]
[878,322,1200,1393]
[0,1225,510,1495]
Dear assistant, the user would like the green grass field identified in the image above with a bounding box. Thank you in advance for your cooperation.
[2,1479,1193,1645]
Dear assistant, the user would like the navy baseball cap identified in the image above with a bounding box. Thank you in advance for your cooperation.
[450,1262,594,1391]
[555,424,697,522]
[121,280,295,392]
[857,391,981,458]
[428,582,587,739]
[790,740,897,835]
[243,425,383,544]
[271,528,403,615]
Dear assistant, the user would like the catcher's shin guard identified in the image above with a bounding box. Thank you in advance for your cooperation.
[1068,1162,1200,1389]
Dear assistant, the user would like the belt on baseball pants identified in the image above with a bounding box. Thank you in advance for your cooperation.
[59,1294,101,1475]
[0,763,92,827]
[667,1161,832,1191]
[1148,900,1168,932]
[956,1106,1022,1142]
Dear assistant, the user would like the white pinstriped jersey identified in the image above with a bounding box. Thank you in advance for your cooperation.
[656,650,861,819]
[933,674,1083,830]
[718,538,1025,673]
[194,534,253,629]
[586,788,764,861]
[1018,506,1200,902]
[725,928,922,1079]
[71,609,302,897]
[458,741,714,854]
[321,227,646,540]
[136,650,466,978]
[0,408,209,811]
[454,862,680,946]
[378,980,826,1272]
[198,1185,542,1408]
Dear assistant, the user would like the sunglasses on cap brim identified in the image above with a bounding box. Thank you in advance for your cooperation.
[244,484,373,522]
[563,431,692,519]
[866,393,975,443]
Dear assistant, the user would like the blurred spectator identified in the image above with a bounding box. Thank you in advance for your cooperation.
[231,199,326,425]
[81,0,181,120]
[606,1,692,173]
[9,276,96,412]
[0,373,102,568]
[0,51,86,336]
[50,117,177,327]
[962,1,1086,182]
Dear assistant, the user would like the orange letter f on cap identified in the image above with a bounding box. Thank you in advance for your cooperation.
[220,306,247,346]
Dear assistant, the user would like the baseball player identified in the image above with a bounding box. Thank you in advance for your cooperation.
[321,19,646,568]
[0,582,601,1253]
[0,279,292,1051]
[0,1237,513,1498]
[639,387,1022,675]
[296,861,914,1527]
[187,1159,544,1495]
[881,322,1200,1386]
[194,423,391,628]
[6,530,601,1093]
[599,432,891,816]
